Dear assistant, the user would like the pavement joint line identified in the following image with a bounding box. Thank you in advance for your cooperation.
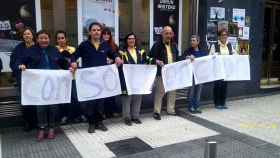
[177,108,280,155]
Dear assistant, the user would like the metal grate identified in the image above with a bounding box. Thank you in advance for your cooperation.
[0,99,22,118]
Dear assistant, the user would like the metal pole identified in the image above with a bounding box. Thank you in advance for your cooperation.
[204,141,217,158]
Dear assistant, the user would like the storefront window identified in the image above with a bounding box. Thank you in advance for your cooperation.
[41,0,78,46]
[119,0,150,50]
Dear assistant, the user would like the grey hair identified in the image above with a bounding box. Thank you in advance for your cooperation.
[190,35,200,42]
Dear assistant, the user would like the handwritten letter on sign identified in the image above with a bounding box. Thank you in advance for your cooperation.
[122,64,157,95]
[21,69,72,105]
[75,64,122,102]
[162,60,193,92]
[192,56,226,85]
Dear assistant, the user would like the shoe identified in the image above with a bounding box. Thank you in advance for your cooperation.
[47,128,56,139]
[188,108,196,114]
[153,113,161,120]
[88,124,95,133]
[81,115,88,122]
[215,105,223,110]
[124,118,132,126]
[132,118,142,124]
[60,117,68,125]
[37,129,45,142]
[221,105,228,109]
[194,109,202,114]
[167,111,176,116]
[96,122,108,131]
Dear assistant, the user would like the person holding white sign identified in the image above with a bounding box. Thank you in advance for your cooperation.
[119,33,152,126]
[150,26,180,120]
[183,35,208,114]
[20,30,71,141]
[10,27,37,132]
[72,22,123,133]
[212,29,235,109]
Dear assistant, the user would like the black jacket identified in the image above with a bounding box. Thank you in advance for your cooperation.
[149,40,180,76]
[214,42,233,55]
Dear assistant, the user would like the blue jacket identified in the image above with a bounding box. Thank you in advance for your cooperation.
[24,45,65,70]
[75,40,119,68]
[10,42,33,83]
[183,48,208,58]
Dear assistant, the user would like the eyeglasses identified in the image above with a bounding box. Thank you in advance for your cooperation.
[128,38,136,40]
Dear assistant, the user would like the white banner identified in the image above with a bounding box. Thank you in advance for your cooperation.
[162,60,193,92]
[122,64,157,95]
[21,69,72,105]
[222,55,250,81]
[76,64,122,101]
[192,55,226,85]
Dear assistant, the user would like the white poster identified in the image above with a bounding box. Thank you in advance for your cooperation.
[81,0,116,41]
[192,55,226,85]
[233,8,246,27]
[222,55,250,81]
[122,64,157,95]
[210,7,225,20]
[21,69,72,105]
[242,27,250,40]
[162,60,193,92]
[76,64,122,102]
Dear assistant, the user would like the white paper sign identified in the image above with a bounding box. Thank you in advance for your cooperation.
[242,27,250,40]
[222,55,250,81]
[76,64,122,101]
[233,8,246,27]
[192,56,226,85]
[21,69,72,105]
[162,60,193,92]
[122,64,157,95]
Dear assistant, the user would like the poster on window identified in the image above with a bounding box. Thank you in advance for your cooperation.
[0,0,36,72]
[153,0,179,43]
[81,0,116,41]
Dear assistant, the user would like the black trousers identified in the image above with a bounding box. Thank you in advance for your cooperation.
[60,81,82,120]
[82,99,105,125]
[18,86,37,128]
[213,80,228,106]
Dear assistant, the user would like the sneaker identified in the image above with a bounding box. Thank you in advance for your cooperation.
[47,128,56,139]
[131,118,142,124]
[96,122,108,131]
[60,117,68,125]
[88,124,95,133]
[194,109,202,114]
[124,118,132,126]
[37,129,45,142]
[153,113,161,120]
[215,105,223,110]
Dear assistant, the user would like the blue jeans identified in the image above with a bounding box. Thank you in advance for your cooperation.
[188,84,203,110]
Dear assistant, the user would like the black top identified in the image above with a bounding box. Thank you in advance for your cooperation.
[149,40,180,76]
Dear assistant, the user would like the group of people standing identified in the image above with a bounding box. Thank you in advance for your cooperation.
[10,21,233,142]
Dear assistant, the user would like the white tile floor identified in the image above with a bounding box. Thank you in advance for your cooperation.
[197,94,280,146]
[62,115,218,158]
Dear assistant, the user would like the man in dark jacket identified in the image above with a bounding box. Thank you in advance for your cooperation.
[149,26,180,120]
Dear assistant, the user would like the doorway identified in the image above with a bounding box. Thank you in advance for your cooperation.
[261,0,280,88]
